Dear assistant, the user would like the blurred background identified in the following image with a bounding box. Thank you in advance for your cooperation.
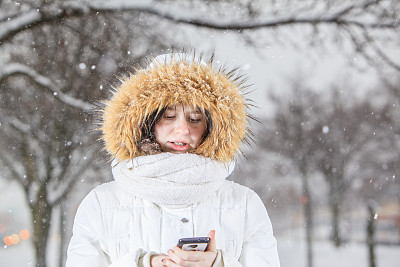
[0,1,399,267]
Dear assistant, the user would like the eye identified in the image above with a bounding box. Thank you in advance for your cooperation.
[163,114,175,120]
[189,118,202,123]
[188,114,204,123]
[163,110,176,120]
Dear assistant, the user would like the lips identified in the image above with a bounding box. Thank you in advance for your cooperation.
[168,141,190,151]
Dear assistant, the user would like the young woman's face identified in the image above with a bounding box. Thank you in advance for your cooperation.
[154,104,207,153]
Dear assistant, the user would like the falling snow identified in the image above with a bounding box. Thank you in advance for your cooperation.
[1,1,400,267]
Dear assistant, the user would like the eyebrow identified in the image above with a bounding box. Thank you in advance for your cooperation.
[165,106,202,113]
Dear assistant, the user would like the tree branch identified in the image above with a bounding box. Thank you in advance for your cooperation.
[0,5,87,44]
[361,29,400,72]
[6,117,48,143]
[331,0,382,18]
[0,9,42,42]
[1,1,398,45]
[51,149,99,206]
[0,148,27,189]
[0,63,95,111]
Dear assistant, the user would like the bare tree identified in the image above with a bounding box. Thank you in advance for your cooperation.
[1,0,399,73]
[257,82,323,267]
[0,12,168,267]
[350,82,400,205]
[0,78,100,267]
[312,89,394,246]
[252,78,399,265]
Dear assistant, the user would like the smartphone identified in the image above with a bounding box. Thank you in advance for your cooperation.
[176,237,210,251]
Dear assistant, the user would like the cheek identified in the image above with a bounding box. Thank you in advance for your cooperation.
[193,125,207,143]
[154,123,166,141]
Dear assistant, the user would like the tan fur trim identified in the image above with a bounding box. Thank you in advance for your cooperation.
[101,55,247,162]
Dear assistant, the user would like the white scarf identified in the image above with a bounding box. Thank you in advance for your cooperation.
[111,153,235,208]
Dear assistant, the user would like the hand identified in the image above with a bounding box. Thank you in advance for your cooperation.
[150,253,169,267]
[164,230,218,267]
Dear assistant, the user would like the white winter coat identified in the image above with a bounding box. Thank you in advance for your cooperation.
[66,179,280,266]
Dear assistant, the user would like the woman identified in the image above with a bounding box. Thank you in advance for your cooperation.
[66,53,280,267]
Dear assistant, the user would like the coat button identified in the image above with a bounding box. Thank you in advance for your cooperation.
[181,218,189,223]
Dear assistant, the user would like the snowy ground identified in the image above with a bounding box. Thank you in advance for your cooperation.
[1,235,399,267]
[278,236,400,267]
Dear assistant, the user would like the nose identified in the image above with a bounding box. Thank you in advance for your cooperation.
[174,117,190,135]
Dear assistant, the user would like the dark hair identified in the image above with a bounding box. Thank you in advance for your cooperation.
[138,106,212,155]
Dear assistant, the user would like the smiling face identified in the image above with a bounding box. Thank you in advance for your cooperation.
[154,104,207,153]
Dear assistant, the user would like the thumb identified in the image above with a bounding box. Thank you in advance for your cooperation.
[206,230,217,252]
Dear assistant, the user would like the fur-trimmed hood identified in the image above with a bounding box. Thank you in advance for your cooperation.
[100,53,250,162]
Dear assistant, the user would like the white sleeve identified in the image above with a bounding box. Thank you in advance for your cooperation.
[221,191,280,267]
[66,190,149,267]
[212,250,224,267]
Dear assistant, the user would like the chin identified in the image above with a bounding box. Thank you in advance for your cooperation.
[170,149,192,154]
[169,151,185,154]
[167,148,194,154]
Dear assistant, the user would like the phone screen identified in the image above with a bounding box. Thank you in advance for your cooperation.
[177,237,210,251]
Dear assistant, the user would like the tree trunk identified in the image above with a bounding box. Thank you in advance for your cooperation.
[59,202,66,267]
[327,173,343,247]
[301,169,314,267]
[367,204,376,267]
[32,185,53,267]
[331,201,342,246]
[329,184,342,247]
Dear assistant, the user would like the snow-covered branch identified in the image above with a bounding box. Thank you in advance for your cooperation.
[7,117,48,143]
[87,0,400,31]
[1,0,398,45]
[0,9,41,42]
[50,149,99,206]
[0,2,86,44]
[0,150,26,188]
[0,63,95,111]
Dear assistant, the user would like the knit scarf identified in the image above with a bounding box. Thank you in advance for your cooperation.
[111,153,235,208]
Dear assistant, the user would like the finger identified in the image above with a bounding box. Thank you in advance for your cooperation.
[206,230,217,252]
[161,256,172,266]
[170,246,203,262]
[164,258,182,267]
[167,248,186,265]
[170,248,209,266]
[151,254,169,267]
[165,257,201,267]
